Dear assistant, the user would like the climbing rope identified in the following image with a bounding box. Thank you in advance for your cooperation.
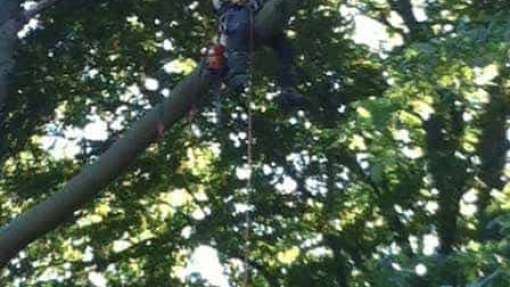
[243,6,256,287]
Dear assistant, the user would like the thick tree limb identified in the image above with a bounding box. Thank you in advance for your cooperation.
[0,70,209,267]
[0,0,302,268]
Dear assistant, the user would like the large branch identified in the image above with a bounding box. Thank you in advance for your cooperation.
[0,0,302,268]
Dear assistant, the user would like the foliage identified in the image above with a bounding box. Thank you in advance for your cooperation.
[1,0,509,286]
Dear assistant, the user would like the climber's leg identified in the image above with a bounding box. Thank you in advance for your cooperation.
[223,6,252,93]
[267,33,308,108]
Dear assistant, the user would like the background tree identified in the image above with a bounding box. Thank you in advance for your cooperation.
[0,0,509,286]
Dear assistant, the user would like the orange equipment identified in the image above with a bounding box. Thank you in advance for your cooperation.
[206,43,226,71]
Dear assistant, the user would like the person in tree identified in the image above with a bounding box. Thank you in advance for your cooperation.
[212,0,307,108]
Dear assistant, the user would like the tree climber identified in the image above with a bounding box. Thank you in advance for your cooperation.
[211,0,307,109]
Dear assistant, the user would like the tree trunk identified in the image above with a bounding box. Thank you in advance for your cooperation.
[424,92,468,285]
[477,76,510,239]
[0,0,302,268]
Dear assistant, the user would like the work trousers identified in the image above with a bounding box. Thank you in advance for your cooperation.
[220,5,297,92]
